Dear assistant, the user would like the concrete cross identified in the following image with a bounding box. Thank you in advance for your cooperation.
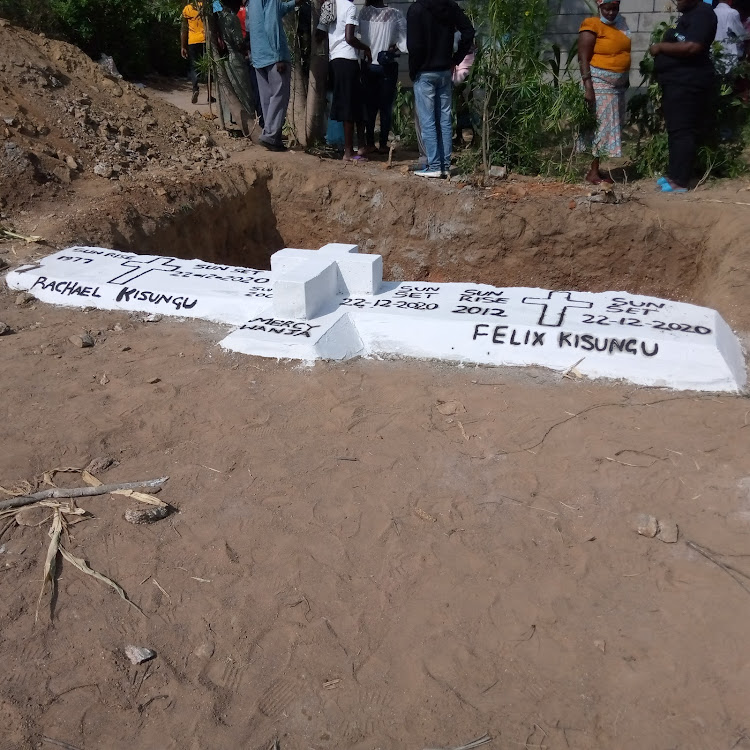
[271,243,383,319]
[521,290,593,327]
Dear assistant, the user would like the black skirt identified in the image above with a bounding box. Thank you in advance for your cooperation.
[330,58,364,122]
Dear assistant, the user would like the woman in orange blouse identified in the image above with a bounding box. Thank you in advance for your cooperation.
[578,0,632,184]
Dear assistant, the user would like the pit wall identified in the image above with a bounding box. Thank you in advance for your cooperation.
[52,159,748,332]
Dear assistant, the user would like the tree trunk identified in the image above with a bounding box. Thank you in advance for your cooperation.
[305,0,328,146]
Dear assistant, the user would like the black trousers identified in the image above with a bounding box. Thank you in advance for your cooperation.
[187,43,204,93]
[661,81,712,187]
[362,62,399,148]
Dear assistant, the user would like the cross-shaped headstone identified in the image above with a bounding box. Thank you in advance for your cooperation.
[271,244,383,319]
[521,290,593,327]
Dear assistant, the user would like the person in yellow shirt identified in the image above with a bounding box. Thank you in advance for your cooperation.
[577,0,631,184]
[181,2,208,104]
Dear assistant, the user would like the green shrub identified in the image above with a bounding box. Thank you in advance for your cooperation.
[464,0,593,178]
[628,21,749,180]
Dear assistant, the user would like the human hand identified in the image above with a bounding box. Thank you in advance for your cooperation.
[583,81,595,105]
[649,43,661,56]
[277,61,288,74]
[181,47,188,59]
[363,46,372,64]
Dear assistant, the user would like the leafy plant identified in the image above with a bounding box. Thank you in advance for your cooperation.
[392,82,417,148]
[464,0,593,178]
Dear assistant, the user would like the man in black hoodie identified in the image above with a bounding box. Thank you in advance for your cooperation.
[407,0,474,178]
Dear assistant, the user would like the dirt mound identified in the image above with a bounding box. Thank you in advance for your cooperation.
[0,17,229,214]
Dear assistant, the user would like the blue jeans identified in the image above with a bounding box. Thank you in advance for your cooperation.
[413,70,452,172]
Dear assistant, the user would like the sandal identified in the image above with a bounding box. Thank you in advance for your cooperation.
[343,154,368,162]
[660,181,687,193]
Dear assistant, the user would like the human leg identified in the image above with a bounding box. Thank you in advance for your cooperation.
[188,43,202,102]
[378,62,399,151]
[254,65,272,133]
[248,63,265,127]
[414,73,440,172]
[414,104,427,167]
[435,70,453,174]
[260,63,291,146]
[362,63,382,149]
[331,59,364,160]
[662,83,703,188]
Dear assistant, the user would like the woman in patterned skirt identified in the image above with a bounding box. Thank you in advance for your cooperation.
[577,0,631,184]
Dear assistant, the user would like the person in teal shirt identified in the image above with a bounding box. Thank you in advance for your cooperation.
[246,0,304,150]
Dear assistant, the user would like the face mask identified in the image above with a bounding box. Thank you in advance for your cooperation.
[600,13,618,24]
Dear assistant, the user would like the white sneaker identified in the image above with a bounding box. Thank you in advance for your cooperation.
[414,168,444,179]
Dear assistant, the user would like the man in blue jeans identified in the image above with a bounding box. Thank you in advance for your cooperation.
[407,0,474,178]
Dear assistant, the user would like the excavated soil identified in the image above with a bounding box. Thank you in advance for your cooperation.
[2,17,750,750]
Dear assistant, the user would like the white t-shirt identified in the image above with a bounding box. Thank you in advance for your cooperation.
[358,5,407,66]
[714,2,745,70]
[328,0,360,61]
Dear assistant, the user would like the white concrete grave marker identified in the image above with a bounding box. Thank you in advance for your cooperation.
[5,243,746,392]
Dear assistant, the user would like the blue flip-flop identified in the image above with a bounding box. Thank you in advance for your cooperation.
[656,176,668,187]
[660,182,687,193]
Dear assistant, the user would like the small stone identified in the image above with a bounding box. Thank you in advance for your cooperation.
[488,165,507,179]
[124,505,168,524]
[124,645,156,665]
[93,162,113,178]
[147,377,161,384]
[65,155,79,170]
[656,519,679,543]
[634,513,658,538]
[121,346,131,352]
[99,373,109,385]
[144,313,162,323]
[0,322,11,335]
[85,456,118,474]
[69,332,95,348]
[16,506,52,527]
[52,165,72,184]
[594,639,606,653]
[15,292,35,305]
[193,640,215,659]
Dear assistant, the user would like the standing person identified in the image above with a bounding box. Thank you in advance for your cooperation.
[407,0,474,178]
[327,0,372,161]
[577,0,632,185]
[358,0,407,155]
[650,0,718,192]
[181,2,207,105]
[713,0,745,72]
[247,0,304,151]
[238,0,265,127]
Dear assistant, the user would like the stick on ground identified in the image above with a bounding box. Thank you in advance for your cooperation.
[0,477,169,511]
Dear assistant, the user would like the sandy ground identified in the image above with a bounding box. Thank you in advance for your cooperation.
[2,18,750,750]
[2,292,750,750]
